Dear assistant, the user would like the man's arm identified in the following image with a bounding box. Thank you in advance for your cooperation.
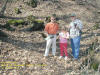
[79,20,83,30]
[76,20,83,30]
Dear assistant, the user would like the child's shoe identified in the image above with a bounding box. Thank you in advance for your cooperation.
[59,56,63,59]
[64,56,68,60]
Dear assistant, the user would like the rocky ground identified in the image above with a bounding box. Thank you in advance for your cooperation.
[0,0,100,75]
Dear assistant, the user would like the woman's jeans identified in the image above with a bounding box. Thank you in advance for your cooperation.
[70,36,81,59]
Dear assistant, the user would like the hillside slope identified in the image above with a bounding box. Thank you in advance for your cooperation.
[0,0,100,75]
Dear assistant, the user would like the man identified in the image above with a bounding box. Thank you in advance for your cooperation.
[69,13,83,59]
[44,16,59,57]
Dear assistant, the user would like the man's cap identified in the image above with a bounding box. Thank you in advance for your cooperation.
[70,13,76,17]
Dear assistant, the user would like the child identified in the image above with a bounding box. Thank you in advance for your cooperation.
[58,27,69,60]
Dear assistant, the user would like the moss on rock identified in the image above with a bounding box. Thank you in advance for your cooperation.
[7,19,25,26]
[14,8,21,14]
[26,0,37,8]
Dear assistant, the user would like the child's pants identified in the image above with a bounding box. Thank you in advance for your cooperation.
[44,35,56,56]
[59,43,68,56]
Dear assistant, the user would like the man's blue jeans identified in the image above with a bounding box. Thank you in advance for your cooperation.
[70,36,81,59]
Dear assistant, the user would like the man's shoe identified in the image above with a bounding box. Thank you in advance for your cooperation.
[43,55,48,58]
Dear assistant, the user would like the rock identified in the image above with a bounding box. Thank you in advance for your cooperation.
[94,53,100,63]
[97,10,100,14]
